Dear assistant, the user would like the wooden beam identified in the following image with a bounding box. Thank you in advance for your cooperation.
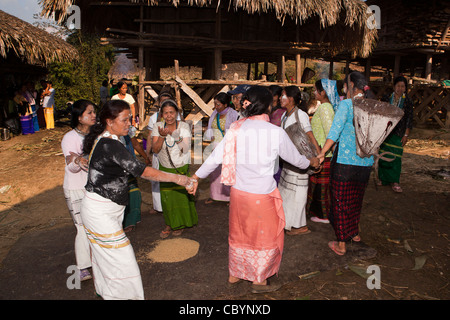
[175,76,214,116]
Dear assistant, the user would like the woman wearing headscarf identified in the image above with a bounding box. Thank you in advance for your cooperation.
[318,71,375,256]
[81,100,195,299]
[306,79,339,223]
[191,86,321,293]
[378,76,414,193]
[204,92,239,204]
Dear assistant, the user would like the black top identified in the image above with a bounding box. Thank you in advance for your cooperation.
[381,94,414,137]
[85,138,146,205]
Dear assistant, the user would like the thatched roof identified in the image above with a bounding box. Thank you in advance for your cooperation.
[0,9,78,66]
[39,0,377,59]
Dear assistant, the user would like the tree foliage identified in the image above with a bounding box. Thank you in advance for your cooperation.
[47,30,115,110]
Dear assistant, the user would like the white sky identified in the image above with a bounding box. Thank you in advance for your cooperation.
[0,0,43,24]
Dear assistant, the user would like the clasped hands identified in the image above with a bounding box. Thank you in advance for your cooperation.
[158,126,181,141]
[310,154,325,172]
[66,152,89,172]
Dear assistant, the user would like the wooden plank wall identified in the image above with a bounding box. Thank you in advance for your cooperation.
[370,83,450,128]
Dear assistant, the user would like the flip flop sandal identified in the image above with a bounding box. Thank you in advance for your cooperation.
[160,230,171,239]
[204,198,215,204]
[251,279,282,294]
[172,229,183,236]
[328,241,345,256]
[286,228,311,236]
[392,184,403,193]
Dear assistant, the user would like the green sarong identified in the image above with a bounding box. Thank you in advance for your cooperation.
[378,134,403,184]
[159,164,198,230]
[123,177,142,228]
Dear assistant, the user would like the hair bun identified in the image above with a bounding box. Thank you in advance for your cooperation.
[363,85,370,92]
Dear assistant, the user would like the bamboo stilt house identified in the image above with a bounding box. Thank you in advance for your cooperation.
[39,0,378,127]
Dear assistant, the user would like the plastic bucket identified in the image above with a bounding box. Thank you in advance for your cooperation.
[20,115,35,135]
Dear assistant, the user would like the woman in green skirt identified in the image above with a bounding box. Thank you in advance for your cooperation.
[378,76,414,193]
[152,99,197,238]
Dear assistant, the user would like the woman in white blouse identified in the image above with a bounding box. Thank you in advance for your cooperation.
[152,99,198,238]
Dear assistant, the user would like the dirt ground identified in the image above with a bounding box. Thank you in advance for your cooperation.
[0,121,448,301]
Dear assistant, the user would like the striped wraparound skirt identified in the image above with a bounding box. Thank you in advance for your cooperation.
[81,191,144,300]
[228,187,285,283]
[306,158,331,220]
[329,162,371,242]
[378,134,404,184]
[278,167,309,230]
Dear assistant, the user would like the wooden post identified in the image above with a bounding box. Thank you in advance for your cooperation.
[365,57,372,81]
[213,6,222,80]
[345,59,350,76]
[329,59,334,79]
[425,54,433,81]
[394,54,401,78]
[254,62,258,80]
[247,63,251,80]
[296,53,302,84]
[213,49,222,80]
[277,55,285,83]
[138,4,145,130]
[174,60,182,112]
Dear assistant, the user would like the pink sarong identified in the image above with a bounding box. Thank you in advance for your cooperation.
[228,187,285,283]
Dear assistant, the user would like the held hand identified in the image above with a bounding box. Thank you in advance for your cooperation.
[309,157,321,169]
[66,151,79,165]
[186,178,198,195]
[401,136,408,146]
[78,157,89,172]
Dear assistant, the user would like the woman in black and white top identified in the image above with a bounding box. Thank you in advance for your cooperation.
[81,99,195,300]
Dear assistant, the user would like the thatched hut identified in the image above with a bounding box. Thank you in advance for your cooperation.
[39,0,377,127]
[0,9,78,124]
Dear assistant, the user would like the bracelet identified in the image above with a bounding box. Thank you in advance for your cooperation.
[176,137,183,143]
[404,134,408,137]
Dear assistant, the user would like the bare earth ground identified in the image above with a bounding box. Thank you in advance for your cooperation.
[0,122,448,302]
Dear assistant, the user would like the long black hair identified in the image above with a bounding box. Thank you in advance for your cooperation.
[283,85,302,106]
[241,86,273,117]
[70,99,96,129]
[344,71,375,99]
[214,92,231,106]
[82,99,130,155]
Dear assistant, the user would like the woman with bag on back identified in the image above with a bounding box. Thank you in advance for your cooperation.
[318,71,375,256]
[278,86,321,236]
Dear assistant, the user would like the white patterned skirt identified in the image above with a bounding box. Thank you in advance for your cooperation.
[278,168,309,230]
[81,191,144,300]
